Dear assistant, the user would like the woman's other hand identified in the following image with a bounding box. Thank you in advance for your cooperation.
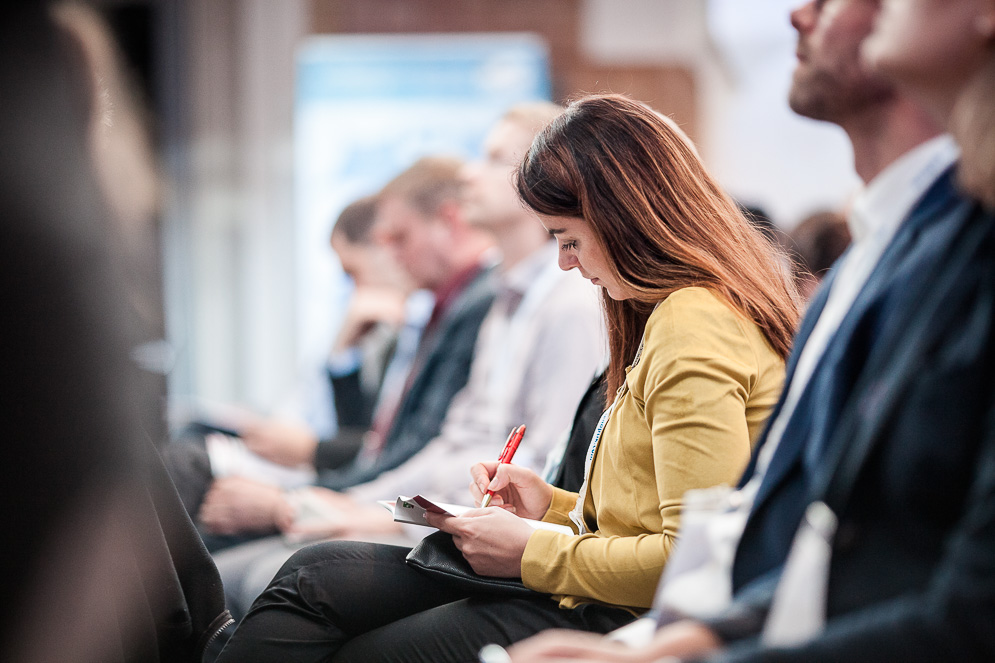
[426,507,534,577]
[469,461,553,520]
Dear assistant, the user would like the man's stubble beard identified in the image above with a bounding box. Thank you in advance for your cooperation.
[788,62,895,123]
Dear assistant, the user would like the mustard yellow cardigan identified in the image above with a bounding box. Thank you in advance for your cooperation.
[521,287,785,611]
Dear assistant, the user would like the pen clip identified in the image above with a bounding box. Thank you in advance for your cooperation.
[496,425,518,463]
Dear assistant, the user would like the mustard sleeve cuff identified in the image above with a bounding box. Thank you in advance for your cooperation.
[521,528,564,592]
[542,487,580,528]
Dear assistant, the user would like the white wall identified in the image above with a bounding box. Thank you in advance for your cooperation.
[162,0,307,414]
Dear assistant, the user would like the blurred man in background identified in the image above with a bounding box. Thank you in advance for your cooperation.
[191,156,497,549]
[787,209,851,302]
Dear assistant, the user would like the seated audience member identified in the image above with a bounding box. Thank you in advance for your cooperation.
[786,209,851,301]
[325,197,424,444]
[329,102,605,510]
[55,1,173,448]
[238,194,419,469]
[211,102,605,621]
[190,157,497,547]
[163,196,427,512]
[214,93,798,663]
[1,4,230,661]
[165,195,424,518]
[506,1,995,661]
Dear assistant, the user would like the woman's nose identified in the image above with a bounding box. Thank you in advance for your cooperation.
[558,252,578,271]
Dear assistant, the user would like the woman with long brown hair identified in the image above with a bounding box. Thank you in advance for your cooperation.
[215,94,798,663]
[518,94,797,400]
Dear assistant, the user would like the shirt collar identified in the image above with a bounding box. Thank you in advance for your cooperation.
[848,134,960,244]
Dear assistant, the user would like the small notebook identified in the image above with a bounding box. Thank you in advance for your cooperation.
[378,495,574,535]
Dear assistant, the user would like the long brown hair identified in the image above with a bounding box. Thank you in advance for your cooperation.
[516,94,800,399]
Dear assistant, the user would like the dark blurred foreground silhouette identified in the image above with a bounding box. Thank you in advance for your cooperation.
[0,4,229,662]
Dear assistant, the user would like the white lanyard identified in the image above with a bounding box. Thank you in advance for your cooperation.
[568,324,650,534]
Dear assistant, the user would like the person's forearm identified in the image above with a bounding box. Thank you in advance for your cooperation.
[522,528,676,607]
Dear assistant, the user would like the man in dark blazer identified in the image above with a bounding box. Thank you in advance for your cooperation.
[192,156,497,544]
[506,1,995,662]
[695,166,995,663]
[317,160,498,490]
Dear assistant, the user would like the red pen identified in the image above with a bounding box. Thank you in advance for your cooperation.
[480,424,526,508]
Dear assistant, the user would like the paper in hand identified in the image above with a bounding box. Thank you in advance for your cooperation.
[379,495,574,535]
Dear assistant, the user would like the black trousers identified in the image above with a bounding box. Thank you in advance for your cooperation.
[215,541,635,663]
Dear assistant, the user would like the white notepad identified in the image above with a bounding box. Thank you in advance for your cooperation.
[378,494,574,535]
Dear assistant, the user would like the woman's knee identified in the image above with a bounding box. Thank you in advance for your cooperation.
[273,540,411,581]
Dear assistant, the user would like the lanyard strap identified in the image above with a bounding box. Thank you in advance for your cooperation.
[568,328,650,534]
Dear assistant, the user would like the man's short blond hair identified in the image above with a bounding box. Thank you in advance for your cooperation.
[378,156,464,218]
[501,101,564,138]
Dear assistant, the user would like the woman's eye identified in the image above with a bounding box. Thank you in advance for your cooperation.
[560,241,577,251]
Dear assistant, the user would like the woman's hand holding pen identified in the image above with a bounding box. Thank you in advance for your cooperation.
[426,507,534,577]
[423,424,555,577]
[469,462,553,521]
